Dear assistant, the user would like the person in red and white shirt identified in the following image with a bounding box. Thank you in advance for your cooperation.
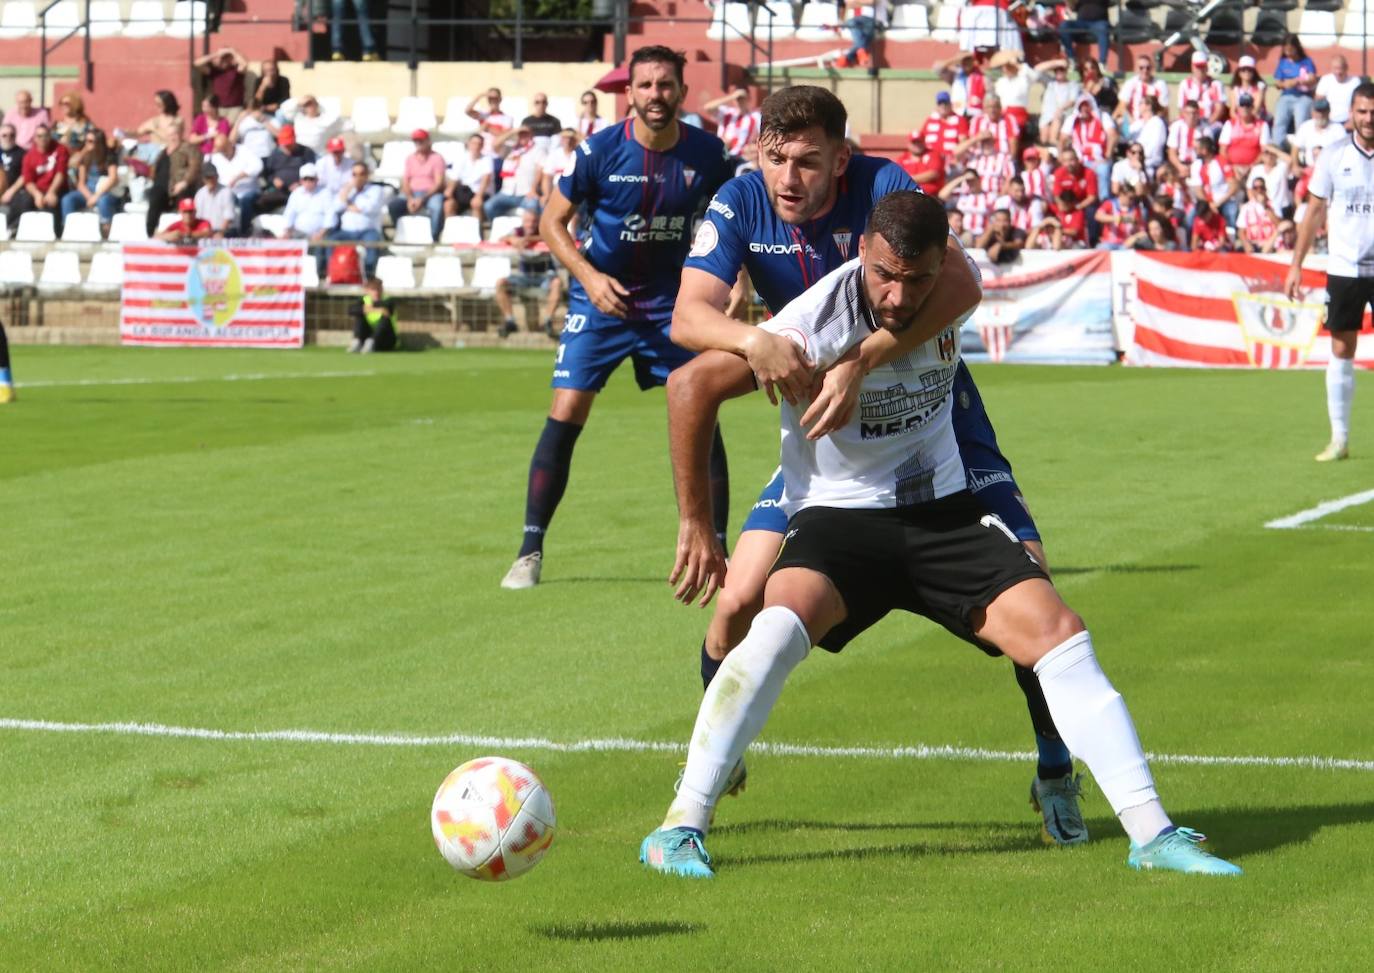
[1116,55,1169,138]
[1190,199,1231,251]
[1051,145,1100,218]
[1167,99,1203,172]
[896,135,946,195]
[1177,52,1226,135]
[1191,134,1240,225]
[574,90,610,139]
[1228,56,1269,121]
[1218,92,1270,175]
[917,91,969,153]
[1094,187,1147,249]
[1252,143,1293,215]
[1043,186,1088,250]
[938,168,996,235]
[466,87,514,150]
[702,88,761,159]
[943,51,989,118]
[1237,177,1282,253]
[1021,145,1055,201]
[994,175,1046,234]
[1059,94,1116,197]
[968,95,1022,155]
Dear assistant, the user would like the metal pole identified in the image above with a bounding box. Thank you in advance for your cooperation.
[84,0,92,90]
[613,0,627,66]
[409,0,418,71]
[40,14,47,112]
[514,0,524,70]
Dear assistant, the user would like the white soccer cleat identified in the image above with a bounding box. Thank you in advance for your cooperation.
[346,338,363,353]
[500,552,543,589]
[360,338,376,354]
[1315,441,1349,463]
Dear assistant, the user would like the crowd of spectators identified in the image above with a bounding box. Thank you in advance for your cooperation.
[904,39,1366,257]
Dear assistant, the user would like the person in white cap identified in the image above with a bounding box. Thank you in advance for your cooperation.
[1228,56,1268,120]
[1177,52,1226,138]
[280,161,334,275]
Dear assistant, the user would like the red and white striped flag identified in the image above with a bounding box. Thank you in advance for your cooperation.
[978,321,1015,363]
[120,240,307,348]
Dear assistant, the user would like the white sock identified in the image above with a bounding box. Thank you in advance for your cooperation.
[1033,631,1172,847]
[664,606,811,834]
[1327,356,1354,444]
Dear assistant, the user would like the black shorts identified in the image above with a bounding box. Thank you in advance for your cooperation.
[770,492,1048,656]
[1325,275,1374,333]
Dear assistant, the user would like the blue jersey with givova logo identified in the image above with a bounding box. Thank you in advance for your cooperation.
[559,118,733,323]
[687,155,1042,543]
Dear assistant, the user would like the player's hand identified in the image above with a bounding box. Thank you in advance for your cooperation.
[584,271,630,318]
[801,356,863,439]
[743,329,813,406]
[1284,264,1303,301]
[669,518,728,607]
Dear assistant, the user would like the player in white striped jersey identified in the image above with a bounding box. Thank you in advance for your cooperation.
[1287,83,1374,462]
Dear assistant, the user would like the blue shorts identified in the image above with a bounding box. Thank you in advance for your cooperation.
[739,361,1041,543]
[550,296,694,392]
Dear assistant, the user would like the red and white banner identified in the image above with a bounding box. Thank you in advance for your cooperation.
[1124,251,1374,369]
[963,249,1116,364]
[120,240,307,348]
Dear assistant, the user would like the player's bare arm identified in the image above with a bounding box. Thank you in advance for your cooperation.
[666,351,757,606]
[1285,194,1326,299]
[540,186,630,317]
[671,267,813,405]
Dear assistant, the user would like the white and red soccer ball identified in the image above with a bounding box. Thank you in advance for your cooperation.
[430,757,556,880]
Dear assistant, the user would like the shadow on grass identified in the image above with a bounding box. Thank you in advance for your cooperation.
[534,920,702,942]
[1053,564,1202,577]
[1158,801,1374,859]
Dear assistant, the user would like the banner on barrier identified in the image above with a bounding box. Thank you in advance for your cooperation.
[120,240,307,349]
[962,249,1116,364]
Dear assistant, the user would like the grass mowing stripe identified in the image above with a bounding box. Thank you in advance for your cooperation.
[5,717,1373,773]
[16,370,381,389]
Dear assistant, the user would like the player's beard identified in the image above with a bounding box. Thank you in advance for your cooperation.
[633,93,681,132]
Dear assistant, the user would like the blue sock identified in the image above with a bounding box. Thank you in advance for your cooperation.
[0,367,10,385]
[700,640,723,692]
[1035,732,1073,781]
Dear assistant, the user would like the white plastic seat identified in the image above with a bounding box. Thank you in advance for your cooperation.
[164,0,208,39]
[300,254,320,288]
[432,140,465,166]
[0,250,34,285]
[60,211,103,245]
[350,96,393,135]
[85,250,124,288]
[438,96,477,136]
[155,212,180,234]
[15,211,56,243]
[375,254,416,290]
[375,140,413,182]
[758,2,795,38]
[421,255,465,289]
[469,255,512,290]
[38,250,82,287]
[43,1,80,32]
[1339,6,1372,48]
[546,97,577,129]
[87,0,122,37]
[107,211,148,243]
[1296,9,1337,48]
[887,3,930,40]
[0,213,9,241]
[795,2,839,41]
[392,214,435,246]
[254,213,288,238]
[488,215,522,243]
[392,96,438,135]
[501,97,529,126]
[931,2,963,42]
[0,2,38,40]
[317,95,343,118]
[706,1,753,41]
[440,215,482,246]
[122,0,167,37]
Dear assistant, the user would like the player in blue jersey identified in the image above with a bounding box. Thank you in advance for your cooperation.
[500,46,737,590]
[665,86,1087,845]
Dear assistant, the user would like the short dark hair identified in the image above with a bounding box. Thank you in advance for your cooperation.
[1353,81,1374,103]
[1196,135,1217,154]
[628,45,687,84]
[760,85,847,146]
[865,191,948,259]
[364,277,383,292]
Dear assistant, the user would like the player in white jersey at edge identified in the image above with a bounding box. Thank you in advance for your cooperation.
[640,191,1243,879]
[1286,82,1374,462]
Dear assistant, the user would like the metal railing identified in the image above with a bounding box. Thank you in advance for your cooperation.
[38,0,93,97]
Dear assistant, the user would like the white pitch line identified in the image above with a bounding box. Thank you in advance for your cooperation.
[16,370,379,389]
[1265,488,1374,530]
[3,717,1372,774]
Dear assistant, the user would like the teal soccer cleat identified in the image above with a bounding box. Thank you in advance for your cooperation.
[640,827,714,879]
[1128,827,1243,876]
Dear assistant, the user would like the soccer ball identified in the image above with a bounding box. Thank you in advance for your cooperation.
[430,756,556,880]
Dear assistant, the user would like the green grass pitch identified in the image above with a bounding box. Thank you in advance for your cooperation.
[3,346,1373,971]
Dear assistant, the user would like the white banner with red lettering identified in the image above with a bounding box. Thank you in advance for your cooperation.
[961,249,1116,364]
[1120,251,1374,369]
[120,240,307,348]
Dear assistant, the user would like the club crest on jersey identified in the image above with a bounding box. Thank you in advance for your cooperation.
[683,166,696,187]
[832,230,853,260]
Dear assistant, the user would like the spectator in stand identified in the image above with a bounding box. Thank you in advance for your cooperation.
[483,125,543,222]
[1095,186,1148,249]
[1272,34,1317,149]
[331,0,380,61]
[943,52,989,118]
[1237,177,1284,254]
[145,121,201,236]
[288,95,343,156]
[969,95,1021,155]
[209,130,262,235]
[1077,58,1116,112]
[1043,187,1088,249]
[938,169,995,236]
[703,89,761,162]
[445,132,493,221]
[1229,56,1268,121]
[0,124,25,222]
[1134,96,1167,172]
[991,54,1058,137]
[1117,55,1169,142]
[53,93,94,153]
[575,90,609,139]
[1274,219,1297,253]
[493,204,564,339]
[193,163,238,237]
[977,208,1027,263]
[1021,146,1055,201]
[1192,135,1239,227]
[1057,0,1111,69]
[1316,56,1361,129]
[1110,142,1149,197]
[1037,59,1079,147]
[1190,199,1230,251]
[1051,146,1099,237]
[917,91,969,154]
[521,93,563,148]
[1290,98,1347,170]
[328,160,385,279]
[467,88,514,148]
[539,128,577,205]
[1059,94,1115,200]
[195,47,248,113]
[1167,99,1203,172]
[190,94,231,157]
[232,98,277,161]
[257,123,315,214]
[1253,143,1293,217]
[279,162,333,274]
[835,0,887,70]
[155,197,211,241]
[1153,163,1192,218]
[897,133,945,194]
[59,128,119,233]
[4,90,51,151]
[1178,52,1226,138]
[253,58,291,115]
[946,208,973,247]
[348,279,397,355]
[388,129,446,237]
[994,176,1045,237]
[1136,213,1179,251]
[316,135,353,195]
[1219,92,1269,178]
